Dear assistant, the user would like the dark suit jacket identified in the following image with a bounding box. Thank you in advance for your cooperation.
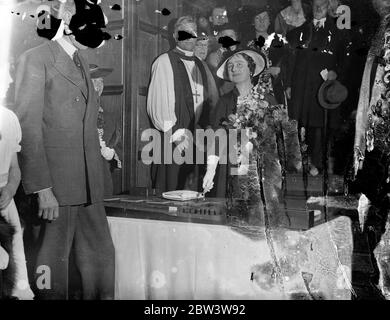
[13,41,104,206]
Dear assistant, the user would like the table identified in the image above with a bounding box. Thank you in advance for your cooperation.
[105,196,354,300]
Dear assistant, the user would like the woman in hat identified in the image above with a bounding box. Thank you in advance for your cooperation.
[202,49,290,224]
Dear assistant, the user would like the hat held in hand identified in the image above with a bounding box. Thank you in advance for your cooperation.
[318,80,348,110]
[89,64,114,78]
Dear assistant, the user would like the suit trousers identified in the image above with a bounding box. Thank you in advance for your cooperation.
[29,203,115,300]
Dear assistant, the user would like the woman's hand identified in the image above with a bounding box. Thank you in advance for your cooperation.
[285,87,291,99]
[202,170,215,193]
[0,186,14,211]
[203,155,219,193]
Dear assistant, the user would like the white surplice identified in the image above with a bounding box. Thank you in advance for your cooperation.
[147,47,205,134]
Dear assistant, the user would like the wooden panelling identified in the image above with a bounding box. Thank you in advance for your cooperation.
[137,30,158,85]
[87,32,124,85]
[139,19,160,35]
[123,0,138,192]
[136,95,152,188]
[100,0,125,21]
[101,94,122,118]
[107,19,125,31]
[134,0,158,26]
[103,85,124,96]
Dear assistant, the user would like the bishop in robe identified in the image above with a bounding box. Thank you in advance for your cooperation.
[147,16,217,192]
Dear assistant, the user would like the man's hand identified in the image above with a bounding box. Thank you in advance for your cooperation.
[267,66,281,78]
[37,189,59,221]
[174,136,190,154]
[0,186,14,211]
[327,70,338,81]
[285,87,291,100]
[171,129,190,155]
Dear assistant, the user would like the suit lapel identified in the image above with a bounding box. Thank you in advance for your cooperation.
[78,51,97,124]
[48,41,88,100]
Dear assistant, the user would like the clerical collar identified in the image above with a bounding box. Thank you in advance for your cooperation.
[173,47,197,61]
[176,46,194,57]
[57,37,78,58]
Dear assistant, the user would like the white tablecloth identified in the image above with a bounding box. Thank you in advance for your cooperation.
[108,216,353,300]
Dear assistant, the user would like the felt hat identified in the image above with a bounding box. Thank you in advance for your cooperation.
[318,80,348,110]
[89,64,114,78]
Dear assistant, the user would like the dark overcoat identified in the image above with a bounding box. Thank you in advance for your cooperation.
[286,17,348,128]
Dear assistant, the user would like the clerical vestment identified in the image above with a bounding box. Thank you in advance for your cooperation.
[147,47,211,192]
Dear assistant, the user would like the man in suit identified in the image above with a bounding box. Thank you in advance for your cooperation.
[13,0,114,299]
[285,0,349,175]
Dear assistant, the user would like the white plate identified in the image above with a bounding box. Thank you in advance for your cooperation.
[162,190,203,201]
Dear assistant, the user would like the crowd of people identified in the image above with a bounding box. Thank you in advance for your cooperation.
[147,0,355,196]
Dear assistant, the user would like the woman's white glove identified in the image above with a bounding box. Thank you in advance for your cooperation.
[202,155,219,193]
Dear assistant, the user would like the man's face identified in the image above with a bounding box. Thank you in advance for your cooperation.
[313,0,328,20]
[175,22,198,52]
[210,8,228,26]
[227,54,251,84]
[254,12,270,33]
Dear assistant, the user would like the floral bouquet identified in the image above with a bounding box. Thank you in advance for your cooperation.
[221,84,298,172]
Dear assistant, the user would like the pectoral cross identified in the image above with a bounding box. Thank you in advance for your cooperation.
[193,90,201,103]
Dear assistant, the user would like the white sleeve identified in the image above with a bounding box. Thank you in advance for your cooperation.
[146,54,177,132]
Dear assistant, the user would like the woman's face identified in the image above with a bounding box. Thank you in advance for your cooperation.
[194,39,209,60]
[254,12,270,33]
[227,54,251,84]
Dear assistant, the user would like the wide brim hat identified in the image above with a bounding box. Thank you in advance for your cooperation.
[216,49,266,81]
[89,64,114,78]
[318,80,348,110]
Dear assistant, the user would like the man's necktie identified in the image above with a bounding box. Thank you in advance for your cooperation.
[73,51,85,79]
[313,19,325,30]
